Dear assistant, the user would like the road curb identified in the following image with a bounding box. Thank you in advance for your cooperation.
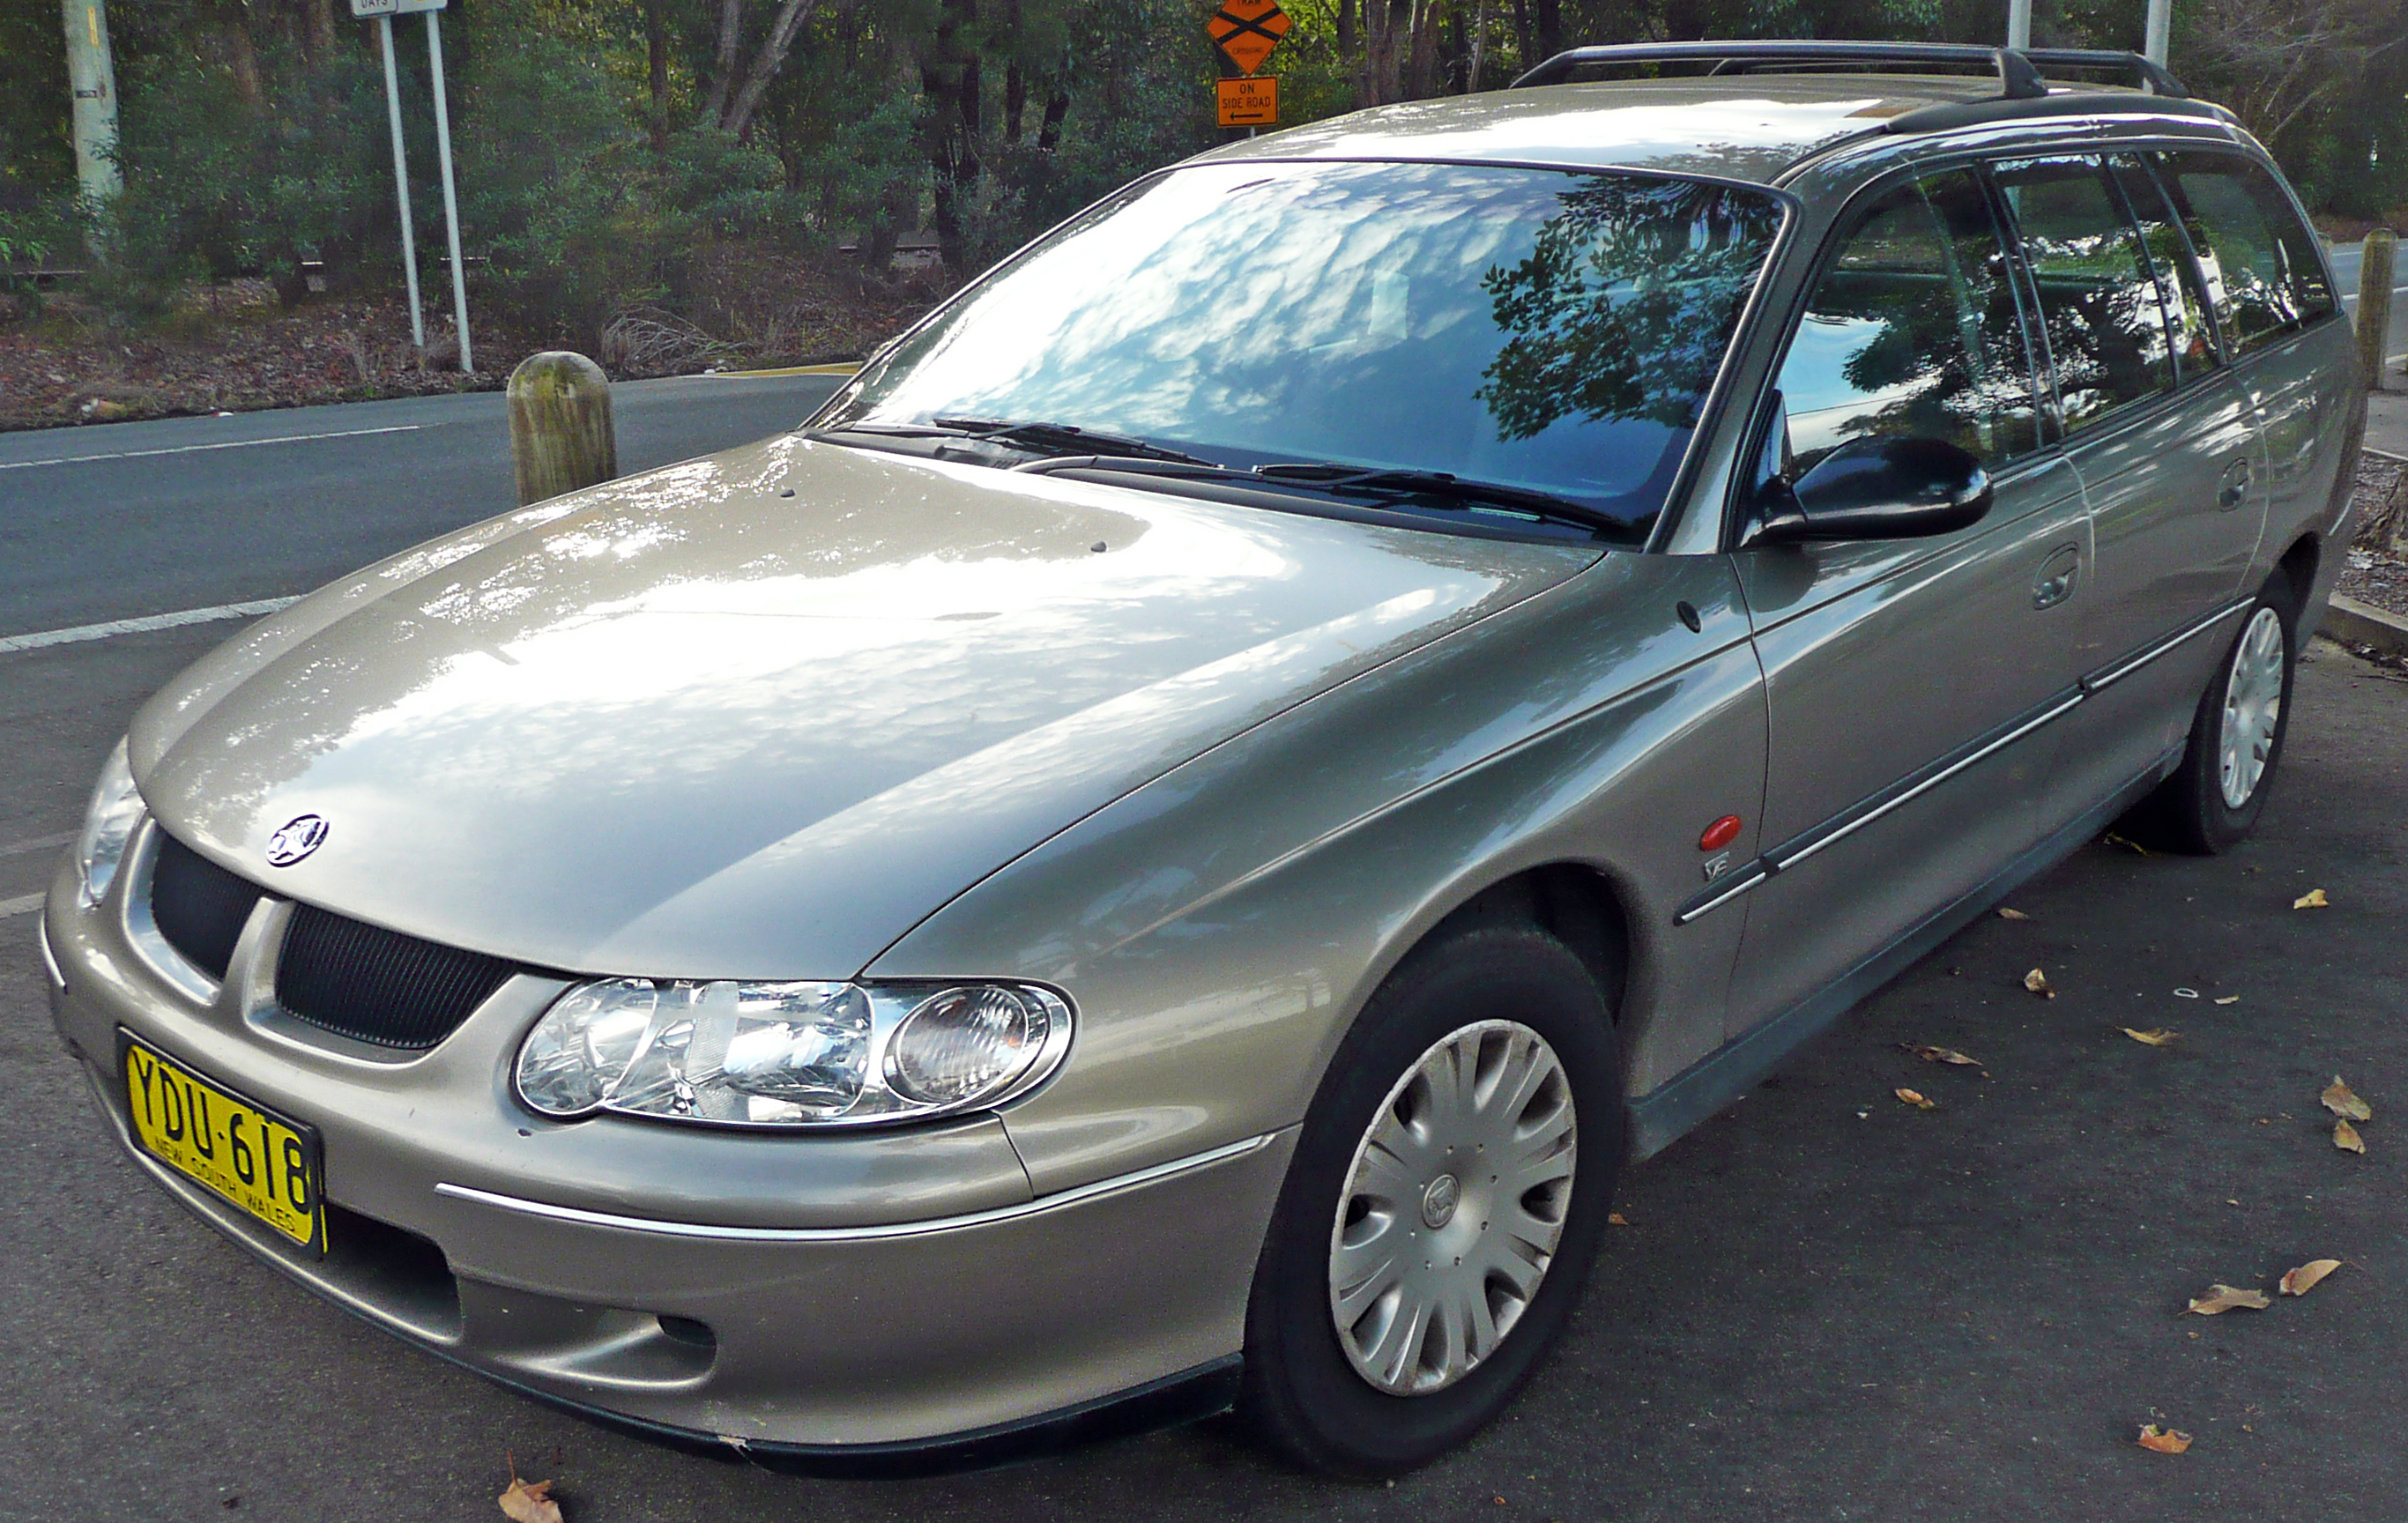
[2323,593,2408,659]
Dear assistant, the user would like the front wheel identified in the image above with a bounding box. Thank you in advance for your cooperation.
[2130,582,2298,854]
[1238,923,1622,1476]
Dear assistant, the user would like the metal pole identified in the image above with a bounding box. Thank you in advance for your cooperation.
[425,9,472,374]
[59,0,122,204]
[2143,0,2170,65]
[376,16,425,351]
[2007,0,2031,50]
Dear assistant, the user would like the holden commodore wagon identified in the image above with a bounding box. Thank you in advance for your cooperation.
[42,41,2363,1475]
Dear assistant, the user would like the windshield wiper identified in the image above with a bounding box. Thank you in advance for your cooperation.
[807,417,1216,468]
[1014,455,1623,536]
[930,417,1219,466]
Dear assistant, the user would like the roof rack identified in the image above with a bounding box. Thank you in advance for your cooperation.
[1510,41,2186,99]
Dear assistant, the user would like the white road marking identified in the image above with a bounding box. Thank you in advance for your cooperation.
[0,597,302,656]
[0,832,74,858]
[0,422,423,471]
[0,893,43,920]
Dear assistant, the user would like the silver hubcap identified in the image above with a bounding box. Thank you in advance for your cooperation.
[2218,607,2285,810]
[1327,1020,1577,1396]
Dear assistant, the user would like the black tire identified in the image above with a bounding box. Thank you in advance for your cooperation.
[2127,577,2299,855]
[1237,921,1623,1477]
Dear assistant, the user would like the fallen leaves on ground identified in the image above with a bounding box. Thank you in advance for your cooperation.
[2322,1077,2373,1121]
[2279,1259,2343,1296]
[2215,995,2241,1006]
[2024,968,2056,999]
[2123,1027,2181,1046]
[1902,1042,1981,1066]
[2186,1283,2271,1315]
[500,1454,564,1523]
[2293,888,2330,909]
[2103,832,2155,856]
[1998,907,2031,920]
[2137,1424,2193,1453]
[1894,1087,1937,1110]
[2335,1118,2367,1154]
[1608,1211,1632,1226]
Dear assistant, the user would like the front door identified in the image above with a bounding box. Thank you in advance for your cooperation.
[1721,163,2090,1039]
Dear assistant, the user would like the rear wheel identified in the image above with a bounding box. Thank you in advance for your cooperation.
[2129,581,2297,854]
[1238,922,1621,1476]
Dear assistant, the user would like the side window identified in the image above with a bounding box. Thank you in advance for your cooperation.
[2109,155,2221,382]
[1993,156,2176,434]
[2150,151,2337,355]
[1772,168,2040,480]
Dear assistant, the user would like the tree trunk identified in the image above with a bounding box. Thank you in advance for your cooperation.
[1533,0,1560,59]
[1510,0,1531,74]
[702,0,744,124]
[1408,0,1443,100]
[1037,89,1067,152]
[722,0,821,138]
[647,0,671,152]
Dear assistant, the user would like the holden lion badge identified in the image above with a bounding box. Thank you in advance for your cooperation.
[264,814,331,867]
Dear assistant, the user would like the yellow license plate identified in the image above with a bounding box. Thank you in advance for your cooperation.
[121,1034,325,1254]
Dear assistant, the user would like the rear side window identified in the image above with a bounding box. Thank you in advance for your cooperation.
[2109,155,2221,382]
[1994,156,2175,434]
[2150,151,2337,355]
[1772,168,2040,476]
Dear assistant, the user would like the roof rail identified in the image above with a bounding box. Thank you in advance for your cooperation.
[1510,41,2183,99]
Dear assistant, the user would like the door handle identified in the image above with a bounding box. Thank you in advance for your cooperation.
[2032,545,2081,610]
[2218,457,2253,509]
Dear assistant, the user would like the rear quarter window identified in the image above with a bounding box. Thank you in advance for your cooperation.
[2150,151,2336,355]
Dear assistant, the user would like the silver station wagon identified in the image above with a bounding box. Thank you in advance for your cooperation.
[42,41,2362,1475]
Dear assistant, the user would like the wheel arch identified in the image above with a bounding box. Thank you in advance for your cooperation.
[1411,862,1633,1029]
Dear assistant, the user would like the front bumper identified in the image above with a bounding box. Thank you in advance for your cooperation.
[41,836,1294,1456]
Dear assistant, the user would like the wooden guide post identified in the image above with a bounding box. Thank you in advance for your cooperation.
[508,351,617,506]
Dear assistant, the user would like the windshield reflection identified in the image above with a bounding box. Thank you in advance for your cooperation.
[826,160,1780,543]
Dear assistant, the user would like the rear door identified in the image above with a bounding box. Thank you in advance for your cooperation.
[1719,164,2090,1040]
[1990,152,2268,813]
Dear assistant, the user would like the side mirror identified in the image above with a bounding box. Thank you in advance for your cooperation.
[1750,436,1993,546]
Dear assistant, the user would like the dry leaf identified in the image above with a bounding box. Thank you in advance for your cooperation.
[1894,1087,1937,1110]
[2322,1077,2373,1122]
[2279,1259,2343,1296]
[2103,832,2155,857]
[2186,1283,2271,1315]
[2024,968,2055,999]
[2123,1028,2181,1046]
[1608,1211,1631,1226]
[2293,888,2329,910]
[1902,1042,1981,1066]
[2137,1424,2193,1454]
[2334,1118,2367,1154]
[1998,907,2031,920]
[2214,996,2241,1006]
[500,1478,563,1523]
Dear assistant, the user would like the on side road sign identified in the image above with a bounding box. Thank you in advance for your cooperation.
[350,0,446,16]
[1217,76,1279,128]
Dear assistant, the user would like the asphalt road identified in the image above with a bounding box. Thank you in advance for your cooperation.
[3,386,2405,1519]
[0,372,846,640]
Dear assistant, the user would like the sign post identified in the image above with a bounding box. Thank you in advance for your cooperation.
[350,0,469,370]
[1208,1,1289,132]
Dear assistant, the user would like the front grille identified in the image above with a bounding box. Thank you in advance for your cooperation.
[277,905,517,1050]
[151,833,262,980]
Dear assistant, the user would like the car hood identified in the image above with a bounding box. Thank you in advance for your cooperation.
[133,435,1599,978]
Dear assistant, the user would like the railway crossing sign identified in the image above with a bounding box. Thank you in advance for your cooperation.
[1208,0,1290,76]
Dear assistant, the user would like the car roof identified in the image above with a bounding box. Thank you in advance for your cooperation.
[1199,73,2218,186]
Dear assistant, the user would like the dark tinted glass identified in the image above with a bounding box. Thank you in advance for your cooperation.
[1773,168,2039,477]
[2110,155,2220,381]
[829,161,1783,544]
[2150,150,2337,354]
[1995,156,2176,432]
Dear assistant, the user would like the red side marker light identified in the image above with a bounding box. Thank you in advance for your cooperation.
[1698,814,1743,852]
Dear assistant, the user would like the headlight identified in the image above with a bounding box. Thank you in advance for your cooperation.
[514,977,1071,1128]
[75,739,145,908]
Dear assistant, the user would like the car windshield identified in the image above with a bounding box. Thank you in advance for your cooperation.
[820,160,1785,545]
